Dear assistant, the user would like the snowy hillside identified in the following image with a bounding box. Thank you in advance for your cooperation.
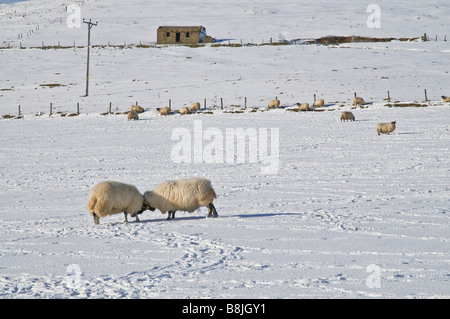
[0,0,449,299]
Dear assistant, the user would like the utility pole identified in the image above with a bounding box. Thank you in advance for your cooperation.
[83,19,98,97]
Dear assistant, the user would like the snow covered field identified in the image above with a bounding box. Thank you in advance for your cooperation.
[0,0,449,299]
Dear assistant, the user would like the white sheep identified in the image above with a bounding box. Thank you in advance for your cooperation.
[127,110,139,121]
[296,103,310,111]
[156,107,171,115]
[340,111,355,122]
[86,181,152,225]
[268,98,280,108]
[313,98,324,107]
[179,106,190,115]
[353,97,365,106]
[376,121,396,135]
[441,96,450,102]
[143,177,218,220]
[130,105,144,113]
[190,102,201,111]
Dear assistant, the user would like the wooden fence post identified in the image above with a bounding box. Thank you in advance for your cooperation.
[109,102,112,114]
[424,89,428,102]
[221,98,223,110]
[50,103,52,116]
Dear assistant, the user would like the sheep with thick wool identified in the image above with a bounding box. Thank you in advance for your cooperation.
[441,96,450,102]
[130,105,144,113]
[313,98,325,107]
[376,121,396,135]
[179,106,190,115]
[296,103,310,111]
[143,177,218,220]
[353,97,365,106]
[86,181,152,225]
[340,111,355,122]
[190,102,201,111]
[268,98,280,109]
[127,110,139,121]
[157,107,171,115]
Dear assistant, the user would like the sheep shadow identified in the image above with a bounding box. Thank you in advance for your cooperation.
[139,214,207,223]
[137,211,304,223]
[228,212,304,219]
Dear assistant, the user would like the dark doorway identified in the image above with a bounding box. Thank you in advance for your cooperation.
[176,32,181,43]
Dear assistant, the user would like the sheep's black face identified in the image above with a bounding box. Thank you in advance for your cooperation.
[142,201,155,212]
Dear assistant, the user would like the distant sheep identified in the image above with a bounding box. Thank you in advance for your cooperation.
[268,98,280,108]
[127,110,139,121]
[376,121,396,135]
[353,97,365,106]
[156,107,171,115]
[190,102,201,111]
[179,106,190,115]
[143,177,218,220]
[86,181,152,225]
[441,96,450,102]
[296,103,310,111]
[313,98,324,107]
[340,111,355,122]
[130,105,144,113]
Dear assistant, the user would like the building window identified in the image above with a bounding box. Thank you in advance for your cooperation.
[166,32,170,37]
[186,32,190,38]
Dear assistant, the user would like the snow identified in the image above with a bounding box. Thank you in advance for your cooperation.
[0,0,449,299]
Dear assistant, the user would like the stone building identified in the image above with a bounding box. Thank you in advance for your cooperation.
[157,26,212,44]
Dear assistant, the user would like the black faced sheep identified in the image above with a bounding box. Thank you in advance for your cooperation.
[376,121,396,135]
[143,177,218,220]
[86,181,152,225]
[340,111,355,121]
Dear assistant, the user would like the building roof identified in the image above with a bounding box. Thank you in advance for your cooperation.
[158,26,205,32]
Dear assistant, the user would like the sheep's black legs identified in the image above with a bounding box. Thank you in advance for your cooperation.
[167,211,176,219]
[93,213,100,225]
[207,203,218,218]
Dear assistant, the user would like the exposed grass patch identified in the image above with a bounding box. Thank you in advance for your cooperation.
[39,83,66,88]
[386,102,428,107]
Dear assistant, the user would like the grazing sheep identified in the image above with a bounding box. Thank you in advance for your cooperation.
[340,111,355,122]
[86,181,153,225]
[441,96,450,102]
[179,106,190,115]
[376,121,396,135]
[156,107,171,116]
[190,102,201,111]
[296,103,310,111]
[143,177,218,220]
[130,105,144,113]
[268,98,280,108]
[127,110,139,121]
[353,97,365,106]
[313,98,324,107]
